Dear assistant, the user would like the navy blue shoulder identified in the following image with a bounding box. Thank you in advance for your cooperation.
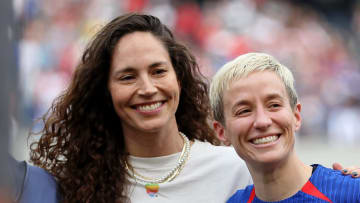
[314,164,360,181]
[20,163,59,203]
[227,185,254,203]
[311,164,360,202]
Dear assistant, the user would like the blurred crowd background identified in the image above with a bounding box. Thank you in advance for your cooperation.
[9,0,360,163]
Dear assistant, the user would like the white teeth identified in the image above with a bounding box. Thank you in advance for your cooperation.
[252,135,279,145]
[138,102,162,112]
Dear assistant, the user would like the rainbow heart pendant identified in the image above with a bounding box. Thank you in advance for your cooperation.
[145,183,159,197]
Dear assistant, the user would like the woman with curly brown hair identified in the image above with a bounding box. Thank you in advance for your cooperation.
[29,13,251,202]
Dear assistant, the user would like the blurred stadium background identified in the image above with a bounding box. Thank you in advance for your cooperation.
[7,0,360,167]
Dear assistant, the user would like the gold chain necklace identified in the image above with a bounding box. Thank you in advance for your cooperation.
[125,132,190,184]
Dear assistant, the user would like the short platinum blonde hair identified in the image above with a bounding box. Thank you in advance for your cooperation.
[209,52,298,124]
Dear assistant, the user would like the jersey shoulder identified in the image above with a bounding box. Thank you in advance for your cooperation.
[311,164,360,202]
[226,185,254,203]
[21,163,59,203]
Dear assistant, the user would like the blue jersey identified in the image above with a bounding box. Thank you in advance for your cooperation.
[20,163,59,203]
[227,165,360,203]
[9,157,59,203]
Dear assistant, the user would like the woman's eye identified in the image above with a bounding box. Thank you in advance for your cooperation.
[236,109,251,116]
[119,75,135,81]
[153,69,167,75]
[269,103,281,108]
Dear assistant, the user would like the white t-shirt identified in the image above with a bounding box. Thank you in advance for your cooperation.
[127,140,252,203]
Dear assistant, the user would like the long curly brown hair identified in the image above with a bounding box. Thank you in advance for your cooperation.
[30,13,218,203]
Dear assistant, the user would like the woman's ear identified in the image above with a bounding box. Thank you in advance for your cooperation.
[294,103,302,131]
[213,121,231,146]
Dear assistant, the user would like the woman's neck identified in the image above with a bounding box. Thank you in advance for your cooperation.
[123,119,184,157]
[248,153,313,202]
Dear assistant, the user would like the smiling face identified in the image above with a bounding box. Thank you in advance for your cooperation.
[214,71,301,167]
[108,32,180,135]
